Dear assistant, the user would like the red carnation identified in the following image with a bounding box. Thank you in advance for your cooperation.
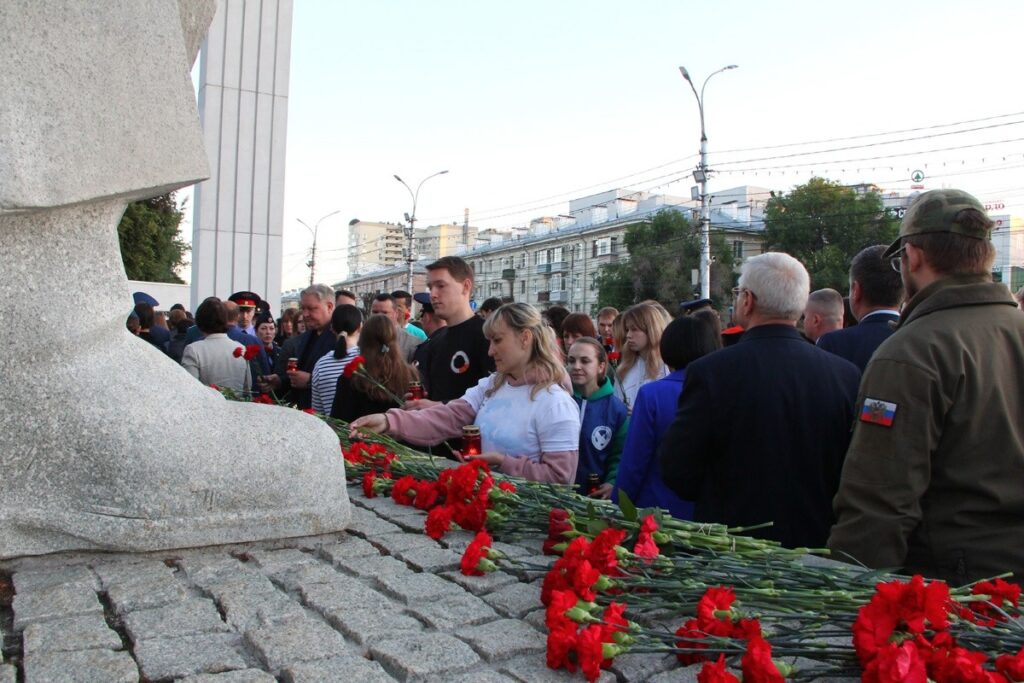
[675,618,709,665]
[588,528,626,576]
[390,475,417,506]
[546,589,580,630]
[343,355,365,379]
[928,645,990,683]
[995,646,1024,682]
[698,655,741,683]
[864,641,927,683]
[412,480,441,510]
[968,578,1021,624]
[232,346,242,357]
[361,471,377,498]
[741,635,784,683]
[696,587,738,637]
[425,505,454,540]
[576,623,608,683]
[634,514,660,561]
[452,497,488,532]
[243,343,261,360]
[607,351,621,362]
[569,559,601,602]
[546,619,579,672]
[460,530,494,576]
[601,602,629,640]
[497,480,517,493]
[252,393,274,404]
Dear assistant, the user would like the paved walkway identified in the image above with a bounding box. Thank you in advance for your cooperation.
[0,488,690,683]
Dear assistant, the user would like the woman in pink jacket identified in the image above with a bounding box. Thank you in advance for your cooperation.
[350,303,580,484]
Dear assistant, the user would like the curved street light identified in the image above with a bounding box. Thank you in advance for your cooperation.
[679,64,738,300]
[297,210,341,286]
[394,170,449,292]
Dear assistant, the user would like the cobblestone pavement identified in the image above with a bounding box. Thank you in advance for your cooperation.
[0,486,693,683]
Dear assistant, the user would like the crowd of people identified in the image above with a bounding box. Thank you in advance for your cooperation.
[130,189,1024,585]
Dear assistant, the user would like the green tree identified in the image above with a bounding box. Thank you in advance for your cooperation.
[763,177,899,291]
[593,209,735,313]
[117,192,190,283]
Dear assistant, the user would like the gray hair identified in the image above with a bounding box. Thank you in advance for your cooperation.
[301,283,335,303]
[739,252,810,320]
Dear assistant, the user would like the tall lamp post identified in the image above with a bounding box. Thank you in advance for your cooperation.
[297,210,341,286]
[679,64,737,300]
[394,170,449,293]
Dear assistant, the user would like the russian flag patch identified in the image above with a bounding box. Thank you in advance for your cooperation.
[860,398,897,427]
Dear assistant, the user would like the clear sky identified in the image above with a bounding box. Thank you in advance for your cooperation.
[186,0,1024,290]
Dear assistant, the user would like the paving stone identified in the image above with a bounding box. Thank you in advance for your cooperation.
[325,608,422,646]
[489,541,533,559]
[500,655,617,682]
[331,554,412,581]
[456,618,545,662]
[369,531,438,556]
[268,561,345,593]
[248,548,320,575]
[180,670,279,683]
[13,565,99,593]
[246,616,352,671]
[438,530,479,553]
[106,576,187,614]
[283,654,397,683]
[12,583,103,630]
[523,607,547,632]
[374,571,463,604]
[405,591,500,630]
[394,545,462,572]
[450,672,518,683]
[440,569,519,595]
[179,557,264,593]
[122,598,229,642]
[0,665,14,683]
[91,560,175,589]
[481,581,543,618]
[508,554,557,582]
[133,633,248,680]
[610,652,678,681]
[507,537,545,555]
[22,648,138,683]
[22,613,122,656]
[376,512,429,533]
[647,665,702,683]
[218,586,308,632]
[204,573,280,602]
[369,632,481,682]
[344,514,405,538]
[318,536,384,561]
[301,577,395,614]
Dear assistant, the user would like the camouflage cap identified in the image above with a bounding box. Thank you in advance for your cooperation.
[882,189,991,258]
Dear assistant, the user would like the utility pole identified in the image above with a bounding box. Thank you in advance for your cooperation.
[679,64,737,300]
[394,170,449,292]
[297,210,341,287]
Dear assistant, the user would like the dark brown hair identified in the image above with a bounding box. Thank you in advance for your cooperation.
[352,315,417,403]
[561,312,597,340]
[195,298,228,334]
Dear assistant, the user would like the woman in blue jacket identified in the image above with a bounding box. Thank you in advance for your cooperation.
[613,315,720,519]
[567,337,629,499]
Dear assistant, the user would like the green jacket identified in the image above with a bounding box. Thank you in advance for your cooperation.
[828,275,1024,585]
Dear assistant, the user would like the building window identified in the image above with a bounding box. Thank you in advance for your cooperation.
[733,240,744,259]
[593,238,611,257]
[520,280,526,294]
[535,250,548,266]
[552,246,564,263]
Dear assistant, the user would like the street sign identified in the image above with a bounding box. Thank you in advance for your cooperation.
[911,170,925,183]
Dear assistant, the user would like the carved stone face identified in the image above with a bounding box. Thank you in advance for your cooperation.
[0,1,215,212]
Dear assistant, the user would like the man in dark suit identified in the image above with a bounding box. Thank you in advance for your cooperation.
[817,245,902,372]
[658,252,861,549]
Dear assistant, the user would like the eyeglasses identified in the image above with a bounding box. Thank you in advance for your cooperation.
[890,245,907,273]
[732,287,754,300]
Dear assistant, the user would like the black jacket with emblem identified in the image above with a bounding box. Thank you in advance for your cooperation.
[828,275,1024,585]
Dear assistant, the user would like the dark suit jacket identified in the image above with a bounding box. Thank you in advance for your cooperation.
[273,328,336,408]
[658,324,861,548]
[816,312,899,373]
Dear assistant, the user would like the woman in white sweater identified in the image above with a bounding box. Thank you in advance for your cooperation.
[350,303,580,484]
[181,298,250,393]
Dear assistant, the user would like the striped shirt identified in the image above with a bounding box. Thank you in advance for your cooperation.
[311,345,360,414]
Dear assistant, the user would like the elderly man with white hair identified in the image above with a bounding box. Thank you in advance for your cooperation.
[658,252,861,549]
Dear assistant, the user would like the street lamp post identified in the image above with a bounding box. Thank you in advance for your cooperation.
[394,170,449,293]
[679,64,737,300]
[297,210,341,286]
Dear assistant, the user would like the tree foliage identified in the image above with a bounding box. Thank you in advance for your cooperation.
[763,177,899,291]
[117,192,190,283]
[594,209,735,313]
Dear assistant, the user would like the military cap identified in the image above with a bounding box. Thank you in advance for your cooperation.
[413,291,434,314]
[883,189,992,258]
[228,291,261,308]
[679,297,712,314]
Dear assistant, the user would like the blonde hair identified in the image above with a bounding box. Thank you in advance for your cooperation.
[617,302,671,380]
[482,303,565,399]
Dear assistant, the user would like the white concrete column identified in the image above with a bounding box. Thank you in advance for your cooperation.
[191,0,293,312]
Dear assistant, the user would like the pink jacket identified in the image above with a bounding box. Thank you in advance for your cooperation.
[385,371,577,484]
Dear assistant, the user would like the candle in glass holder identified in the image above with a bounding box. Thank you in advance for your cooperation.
[461,425,481,456]
[408,380,424,400]
[286,357,298,372]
